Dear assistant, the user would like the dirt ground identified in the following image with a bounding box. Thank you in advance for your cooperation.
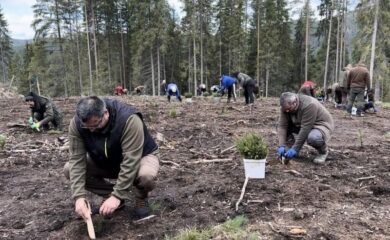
[0,95,389,240]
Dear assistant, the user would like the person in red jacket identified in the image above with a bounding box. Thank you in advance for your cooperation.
[298,80,316,97]
[114,85,125,95]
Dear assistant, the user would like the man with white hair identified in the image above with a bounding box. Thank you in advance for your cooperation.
[277,92,334,164]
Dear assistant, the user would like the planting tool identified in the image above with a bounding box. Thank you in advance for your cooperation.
[85,200,96,239]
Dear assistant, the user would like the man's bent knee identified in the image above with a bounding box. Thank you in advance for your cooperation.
[307,129,325,148]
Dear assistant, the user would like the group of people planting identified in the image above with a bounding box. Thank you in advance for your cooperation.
[22,62,373,223]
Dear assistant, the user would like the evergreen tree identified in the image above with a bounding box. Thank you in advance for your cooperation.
[0,5,13,84]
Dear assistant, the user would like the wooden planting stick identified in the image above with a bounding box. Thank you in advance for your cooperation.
[235,177,249,211]
[192,158,232,164]
[85,200,96,239]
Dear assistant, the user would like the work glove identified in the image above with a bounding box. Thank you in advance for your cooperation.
[277,146,286,157]
[28,117,34,125]
[285,148,298,158]
[31,122,41,131]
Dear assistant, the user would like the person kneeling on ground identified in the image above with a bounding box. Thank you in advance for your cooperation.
[219,74,237,103]
[197,83,207,96]
[363,89,377,113]
[25,92,63,131]
[277,92,334,164]
[64,96,160,220]
[166,83,182,102]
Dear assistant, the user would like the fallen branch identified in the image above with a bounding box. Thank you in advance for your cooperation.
[235,177,249,211]
[283,169,303,177]
[160,160,180,167]
[192,158,232,164]
[220,145,235,154]
[356,176,376,181]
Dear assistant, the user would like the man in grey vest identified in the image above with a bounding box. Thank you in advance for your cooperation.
[64,96,159,220]
[277,92,334,164]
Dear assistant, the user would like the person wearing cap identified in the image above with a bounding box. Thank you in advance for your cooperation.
[63,96,159,220]
[232,72,256,105]
[25,92,63,131]
[298,80,316,97]
[166,83,182,102]
[277,92,334,164]
[219,75,237,103]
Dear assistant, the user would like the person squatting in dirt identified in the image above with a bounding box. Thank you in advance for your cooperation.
[166,83,182,102]
[277,92,334,164]
[363,89,377,113]
[134,85,145,95]
[347,62,371,117]
[63,96,160,220]
[298,80,316,98]
[219,74,237,103]
[25,92,63,131]
[197,83,207,96]
[232,72,256,105]
[114,85,127,96]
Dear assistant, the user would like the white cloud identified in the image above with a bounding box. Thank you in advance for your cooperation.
[2,0,35,39]
[167,0,184,19]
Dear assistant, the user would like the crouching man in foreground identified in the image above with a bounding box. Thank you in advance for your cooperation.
[64,96,159,220]
[277,92,334,164]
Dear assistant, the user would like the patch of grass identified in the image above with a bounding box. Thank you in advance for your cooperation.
[166,216,259,240]
[184,92,193,98]
[382,102,390,109]
[169,108,177,118]
[149,201,162,212]
[384,132,390,139]
[0,134,6,149]
[202,92,210,97]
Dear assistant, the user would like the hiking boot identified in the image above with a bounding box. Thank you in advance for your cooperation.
[133,197,150,220]
[313,151,328,164]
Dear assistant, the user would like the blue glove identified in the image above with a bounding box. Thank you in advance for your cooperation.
[285,148,298,158]
[277,146,286,157]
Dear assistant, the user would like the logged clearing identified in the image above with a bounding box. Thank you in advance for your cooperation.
[0,96,389,239]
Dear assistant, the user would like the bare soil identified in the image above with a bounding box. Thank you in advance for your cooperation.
[0,96,389,240]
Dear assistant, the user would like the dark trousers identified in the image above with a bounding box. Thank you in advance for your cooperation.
[243,80,255,104]
[34,112,63,130]
[287,125,327,154]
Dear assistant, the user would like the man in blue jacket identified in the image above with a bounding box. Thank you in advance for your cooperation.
[166,83,182,102]
[220,75,237,103]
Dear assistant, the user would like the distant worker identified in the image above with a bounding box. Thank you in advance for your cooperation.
[339,64,352,105]
[161,80,167,95]
[219,75,237,103]
[298,80,316,98]
[166,83,182,102]
[114,85,126,96]
[232,72,256,105]
[25,92,63,131]
[363,89,377,113]
[277,92,334,164]
[210,85,221,93]
[197,83,207,96]
[134,86,145,95]
[347,62,370,117]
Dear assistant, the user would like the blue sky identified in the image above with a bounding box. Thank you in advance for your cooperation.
[2,0,357,40]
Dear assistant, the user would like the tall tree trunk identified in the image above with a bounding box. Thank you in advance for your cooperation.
[54,0,68,97]
[157,44,161,96]
[219,32,222,76]
[200,20,204,85]
[305,0,310,82]
[119,10,126,89]
[323,2,333,96]
[193,28,197,96]
[85,3,93,95]
[370,0,379,97]
[335,3,340,85]
[151,48,155,96]
[256,1,260,88]
[91,1,99,86]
